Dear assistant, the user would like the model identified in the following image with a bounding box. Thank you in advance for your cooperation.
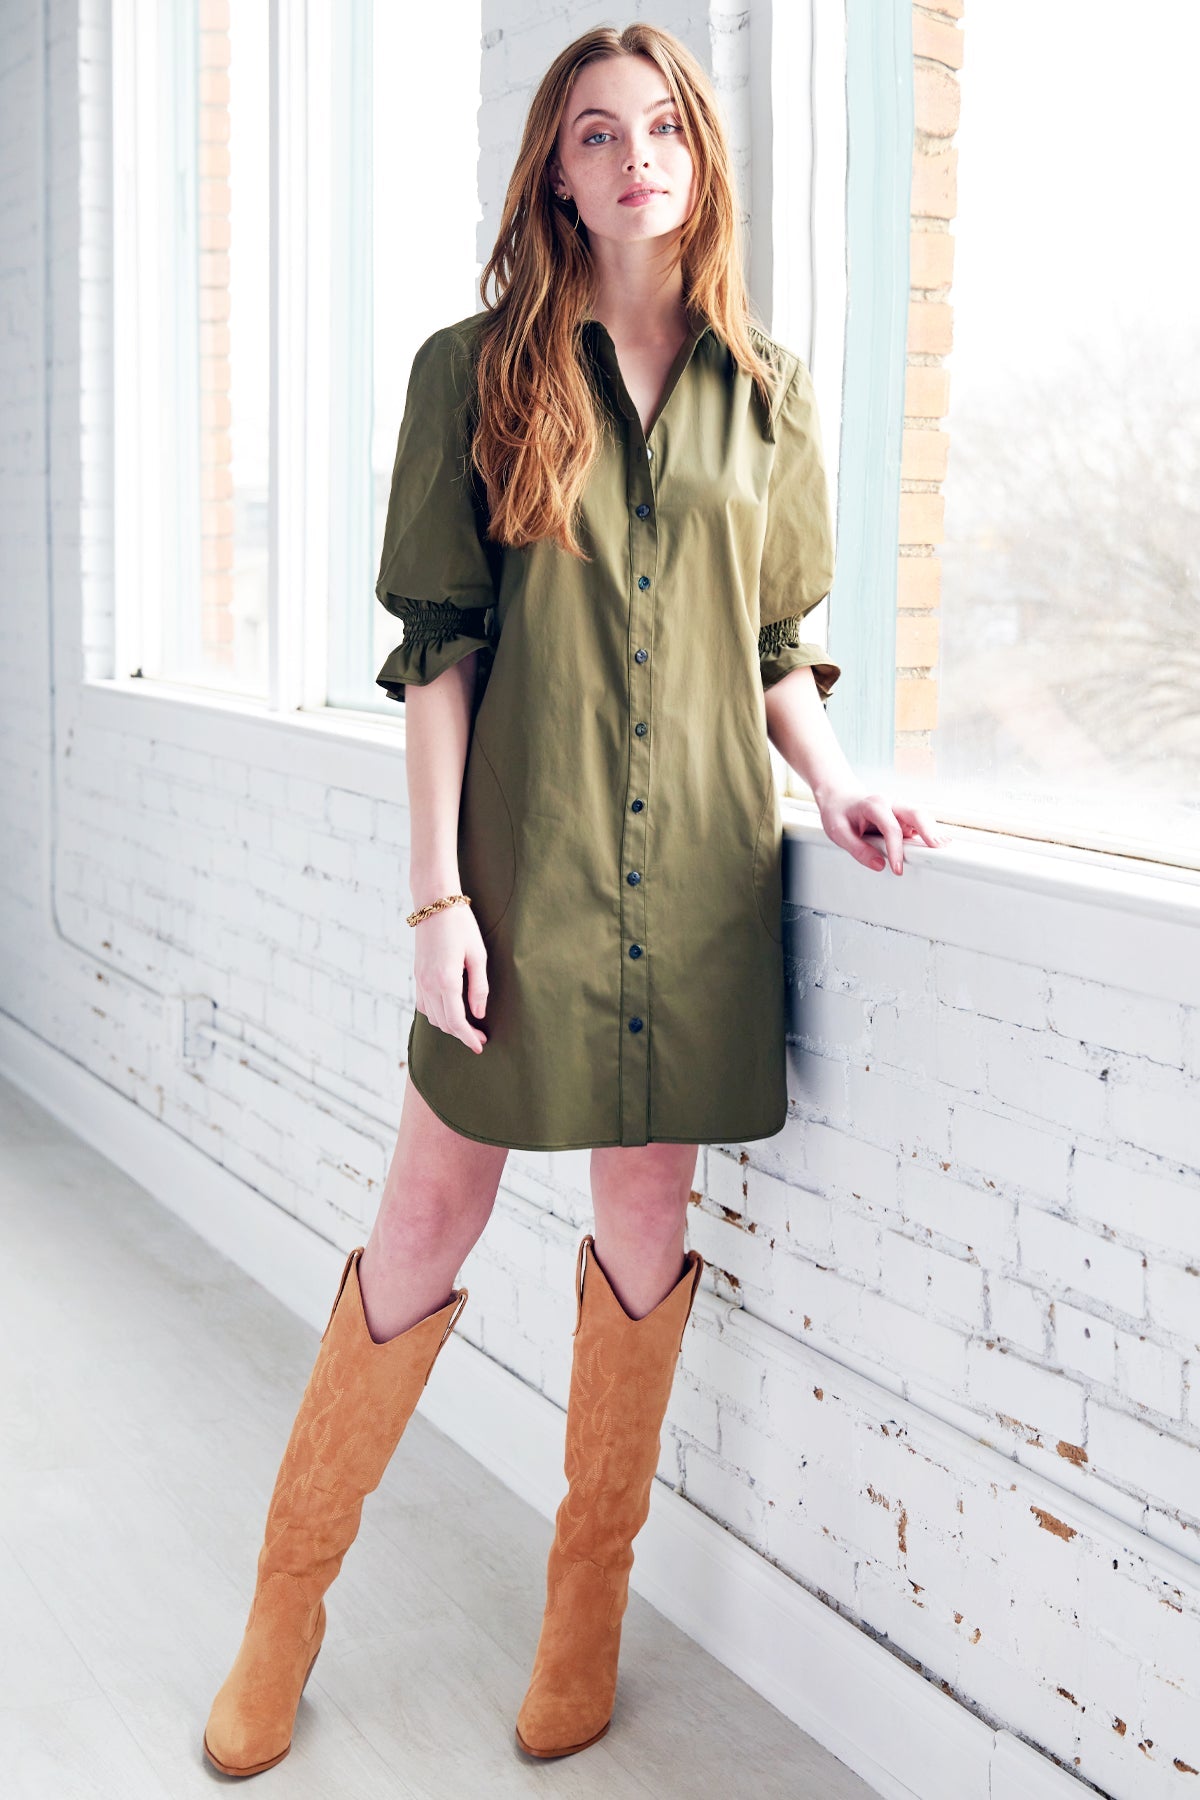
[202,18,949,1778]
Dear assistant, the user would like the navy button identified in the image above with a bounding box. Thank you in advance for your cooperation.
[629,944,642,959]
[634,648,648,663]
[635,503,650,519]
[631,799,644,813]
[626,870,641,885]
[637,575,650,589]
[628,1016,644,1033]
[634,721,647,737]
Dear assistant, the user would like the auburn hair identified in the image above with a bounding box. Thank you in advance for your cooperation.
[471,22,786,560]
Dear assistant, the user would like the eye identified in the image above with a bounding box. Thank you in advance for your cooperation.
[582,131,611,145]
[655,121,682,134]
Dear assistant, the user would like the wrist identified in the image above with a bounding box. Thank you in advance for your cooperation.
[409,870,463,907]
[809,771,855,808]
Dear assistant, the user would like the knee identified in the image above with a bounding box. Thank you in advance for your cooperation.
[591,1143,698,1218]
[379,1170,495,1246]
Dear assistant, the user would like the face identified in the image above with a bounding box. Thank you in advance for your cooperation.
[549,54,697,245]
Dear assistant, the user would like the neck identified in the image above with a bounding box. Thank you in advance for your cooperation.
[586,245,690,345]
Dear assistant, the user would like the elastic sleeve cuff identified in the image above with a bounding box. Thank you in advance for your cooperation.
[375,596,495,704]
[758,617,841,701]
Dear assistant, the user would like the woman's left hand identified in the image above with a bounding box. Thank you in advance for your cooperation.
[815,785,951,874]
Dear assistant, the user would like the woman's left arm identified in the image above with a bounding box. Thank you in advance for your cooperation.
[763,666,952,875]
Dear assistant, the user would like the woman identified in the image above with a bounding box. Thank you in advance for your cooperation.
[203,20,949,1777]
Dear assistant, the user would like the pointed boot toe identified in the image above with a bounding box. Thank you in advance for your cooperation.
[202,1587,325,1776]
[515,1559,620,1756]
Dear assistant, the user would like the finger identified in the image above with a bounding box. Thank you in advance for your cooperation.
[861,806,904,874]
[894,806,952,847]
[825,817,887,872]
[464,948,489,1021]
[443,987,486,1054]
[911,810,951,846]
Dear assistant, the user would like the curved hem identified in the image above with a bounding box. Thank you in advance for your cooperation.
[405,1046,788,1152]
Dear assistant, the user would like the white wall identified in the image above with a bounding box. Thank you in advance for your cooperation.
[2,3,1199,1797]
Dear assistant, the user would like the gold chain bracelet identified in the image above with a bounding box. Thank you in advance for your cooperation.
[406,892,473,928]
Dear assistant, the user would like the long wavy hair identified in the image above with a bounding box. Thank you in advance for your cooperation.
[471,23,786,560]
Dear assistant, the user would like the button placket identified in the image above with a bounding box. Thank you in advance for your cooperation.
[619,419,659,1139]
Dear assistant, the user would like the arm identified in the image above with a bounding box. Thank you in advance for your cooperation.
[764,665,950,874]
[405,656,490,1053]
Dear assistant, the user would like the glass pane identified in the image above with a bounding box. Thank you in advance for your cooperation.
[930,0,1200,866]
[150,1,270,696]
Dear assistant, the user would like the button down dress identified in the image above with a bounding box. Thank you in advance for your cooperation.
[375,307,841,1150]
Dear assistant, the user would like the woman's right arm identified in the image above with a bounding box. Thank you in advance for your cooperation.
[405,654,490,1053]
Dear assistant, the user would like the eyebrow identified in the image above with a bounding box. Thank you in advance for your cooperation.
[571,97,677,129]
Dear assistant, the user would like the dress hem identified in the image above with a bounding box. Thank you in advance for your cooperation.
[405,1050,788,1152]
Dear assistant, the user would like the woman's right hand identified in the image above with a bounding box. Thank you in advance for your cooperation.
[413,901,490,1053]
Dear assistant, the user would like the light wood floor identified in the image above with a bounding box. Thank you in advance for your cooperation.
[0,1074,880,1799]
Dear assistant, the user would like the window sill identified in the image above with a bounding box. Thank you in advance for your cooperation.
[81,678,1200,950]
[781,795,1200,1004]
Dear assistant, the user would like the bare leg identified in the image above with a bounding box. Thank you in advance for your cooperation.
[358,1076,509,1342]
[589,1142,700,1318]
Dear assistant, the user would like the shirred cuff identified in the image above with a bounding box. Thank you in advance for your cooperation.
[375,596,495,703]
[758,615,841,701]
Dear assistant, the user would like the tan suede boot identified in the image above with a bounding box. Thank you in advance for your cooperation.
[203,1246,467,1777]
[515,1231,705,1758]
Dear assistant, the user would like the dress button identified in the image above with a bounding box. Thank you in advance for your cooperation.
[628,1016,644,1033]
[634,648,648,663]
[631,799,644,813]
[634,721,647,737]
[635,503,650,519]
[637,575,650,590]
[626,870,641,885]
[646,446,654,459]
[629,944,642,959]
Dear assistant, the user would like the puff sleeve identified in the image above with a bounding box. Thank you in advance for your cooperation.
[758,356,841,701]
[374,325,499,703]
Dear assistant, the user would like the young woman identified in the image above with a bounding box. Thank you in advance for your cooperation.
[203,20,949,1778]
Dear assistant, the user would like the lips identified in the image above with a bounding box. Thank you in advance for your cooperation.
[618,187,665,204]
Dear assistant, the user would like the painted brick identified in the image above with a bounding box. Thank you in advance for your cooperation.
[989,1276,1050,1357]
[934,943,1047,1028]
[1048,971,1186,1067]
[1109,1064,1200,1172]
[899,1161,1016,1263]
[950,1102,1071,1202]
[824,915,932,1002]
[1018,1202,1146,1318]
[966,1340,1087,1444]
[1071,1150,1199,1257]
[881,1229,985,1329]
[1086,1401,1200,1521]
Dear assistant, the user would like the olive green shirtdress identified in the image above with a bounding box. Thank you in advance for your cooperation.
[374,306,841,1151]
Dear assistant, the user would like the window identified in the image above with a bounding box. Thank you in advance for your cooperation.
[112,0,481,713]
[926,0,1200,868]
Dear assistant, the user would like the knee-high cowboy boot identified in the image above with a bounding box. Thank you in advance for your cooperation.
[203,1246,468,1778]
[515,1231,705,1758]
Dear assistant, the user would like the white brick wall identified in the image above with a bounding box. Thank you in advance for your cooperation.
[3,4,1200,1796]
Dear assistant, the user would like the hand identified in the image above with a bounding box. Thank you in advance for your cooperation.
[814,785,951,875]
[413,902,490,1052]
